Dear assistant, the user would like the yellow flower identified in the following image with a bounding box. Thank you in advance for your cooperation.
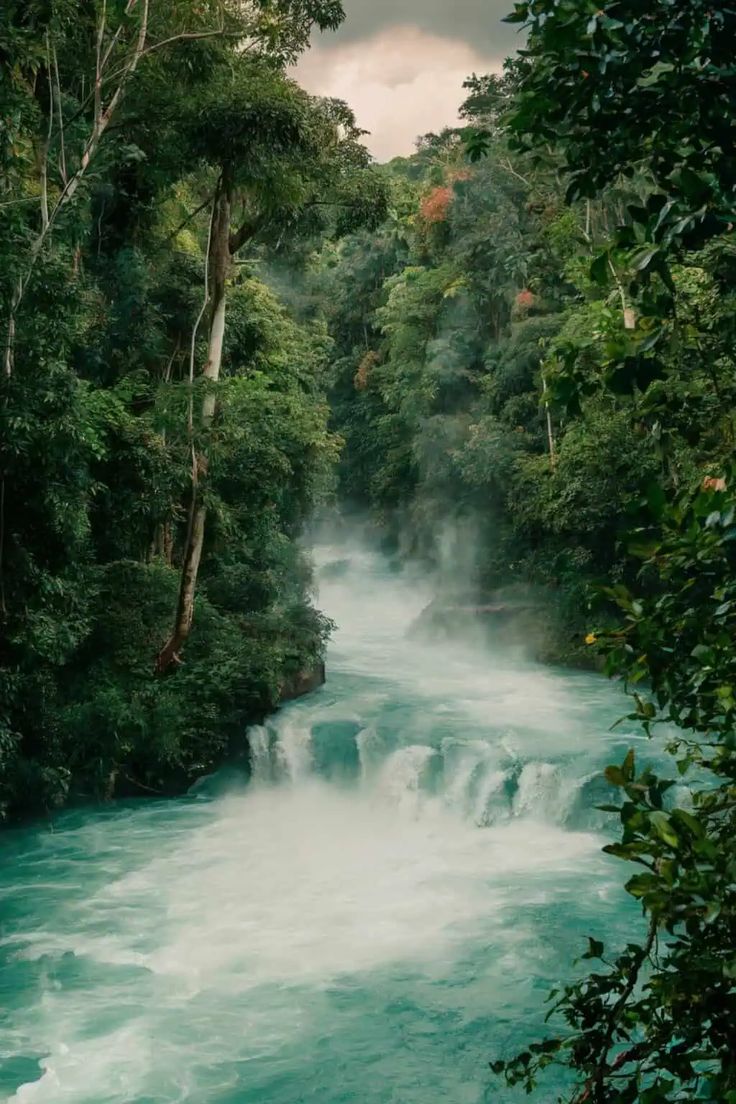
[585,633,597,646]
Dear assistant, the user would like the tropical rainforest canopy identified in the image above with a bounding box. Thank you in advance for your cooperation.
[1,1,735,1101]
[0,0,387,814]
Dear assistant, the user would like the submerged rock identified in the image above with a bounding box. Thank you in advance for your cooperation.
[279,660,326,704]
[187,765,249,799]
[319,558,352,580]
[409,597,535,640]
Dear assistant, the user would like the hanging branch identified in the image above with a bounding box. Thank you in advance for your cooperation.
[51,45,67,184]
[575,918,658,1104]
[40,34,55,232]
[165,193,216,246]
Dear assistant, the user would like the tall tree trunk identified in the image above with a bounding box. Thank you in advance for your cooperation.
[4,0,152,377]
[156,179,231,672]
[150,520,174,564]
[542,374,557,470]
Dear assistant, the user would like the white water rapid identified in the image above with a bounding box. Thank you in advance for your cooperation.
[0,542,644,1104]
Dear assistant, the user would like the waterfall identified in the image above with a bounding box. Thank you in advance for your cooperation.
[376,745,437,816]
[1,543,647,1104]
[248,725,272,783]
[274,718,314,782]
[246,708,606,831]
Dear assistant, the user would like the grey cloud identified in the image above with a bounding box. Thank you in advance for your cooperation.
[297,1,522,161]
[327,0,521,53]
[297,26,504,160]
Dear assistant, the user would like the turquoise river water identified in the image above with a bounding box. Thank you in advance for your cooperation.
[0,545,649,1103]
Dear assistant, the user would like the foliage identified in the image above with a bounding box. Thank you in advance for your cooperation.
[306,11,736,1097]
[475,3,736,1101]
[5,11,736,1097]
[318,84,648,627]
[0,0,370,819]
[495,479,736,1103]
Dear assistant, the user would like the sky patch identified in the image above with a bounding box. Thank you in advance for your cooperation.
[296,1,520,161]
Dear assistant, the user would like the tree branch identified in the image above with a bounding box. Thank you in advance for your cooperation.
[94,0,107,127]
[51,19,237,154]
[99,25,240,89]
[40,36,54,232]
[189,189,217,423]
[52,44,67,184]
[499,158,533,188]
[229,217,262,255]
[576,918,659,1104]
[166,194,215,245]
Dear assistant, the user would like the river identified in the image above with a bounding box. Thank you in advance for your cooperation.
[0,543,645,1103]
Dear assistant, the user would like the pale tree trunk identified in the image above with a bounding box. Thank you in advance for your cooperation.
[1,3,233,621]
[4,0,151,378]
[542,374,557,470]
[156,180,232,672]
[579,201,636,332]
[609,258,636,331]
[0,0,151,616]
[3,0,230,376]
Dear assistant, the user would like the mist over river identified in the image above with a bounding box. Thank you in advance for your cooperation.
[0,543,645,1103]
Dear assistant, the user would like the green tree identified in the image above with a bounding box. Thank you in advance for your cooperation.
[155,69,385,670]
[0,0,386,818]
[488,3,736,1101]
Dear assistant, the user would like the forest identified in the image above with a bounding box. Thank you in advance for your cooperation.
[0,0,387,817]
[2,2,735,1103]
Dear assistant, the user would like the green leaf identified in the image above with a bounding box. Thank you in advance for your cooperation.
[705,901,722,924]
[503,4,529,24]
[691,644,715,665]
[649,811,679,848]
[632,246,659,272]
[590,251,611,286]
[628,538,661,559]
[636,61,675,88]
[645,481,667,519]
[671,808,704,839]
[626,872,659,898]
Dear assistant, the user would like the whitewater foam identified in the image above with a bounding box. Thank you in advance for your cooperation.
[0,543,642,1104]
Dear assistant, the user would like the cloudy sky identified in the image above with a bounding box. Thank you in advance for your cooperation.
[295,1,521,161]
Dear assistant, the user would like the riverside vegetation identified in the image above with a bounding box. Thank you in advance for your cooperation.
[0,0,386,817]
[322,4,736,1097]
[2,1,736,1102]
